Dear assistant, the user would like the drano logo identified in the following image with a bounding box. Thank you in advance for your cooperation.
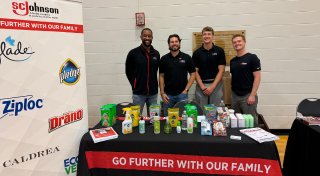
[0,95,43,119]
[12,1,59,16]
[0,36,35,65]
[48,109,83,133]
[59,59,81,85]
[64,156,78,175]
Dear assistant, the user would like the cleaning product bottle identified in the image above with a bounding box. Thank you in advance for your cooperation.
[176,121,181,133]
[220,100,225,107]
[182,110,187,130]
[154,116,160,134]
[139,117,145,134]
[164,117,172,134]
[122,108,132,134]
[187,116,193,134]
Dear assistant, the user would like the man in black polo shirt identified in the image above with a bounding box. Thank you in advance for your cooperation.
[159,34,196,116]
[125,28,160,116]
[230,34,261,123]
[192,26,226,108]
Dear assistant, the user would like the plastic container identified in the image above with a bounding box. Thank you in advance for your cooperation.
[122,108,132,134]
[177,121,181,133]
[182,111,187,130]
[187,117,193,134]
[139,118,145,134]
[164,118,172,134]
[154,116,160,134]
[219,100,225,107]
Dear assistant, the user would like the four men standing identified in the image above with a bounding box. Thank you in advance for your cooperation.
[126,28,261,123]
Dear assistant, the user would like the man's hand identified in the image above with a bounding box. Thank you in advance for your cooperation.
[205,85,216,96]
[247,95,255,105]
[182,90,188,94]
[161,93,170,105]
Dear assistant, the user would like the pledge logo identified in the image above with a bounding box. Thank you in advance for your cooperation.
[0,36,35,65]
[59,59,81,85]
[12,1,59,19]
[0,95,43,119]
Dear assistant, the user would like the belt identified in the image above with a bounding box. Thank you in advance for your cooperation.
[202,79,214,83]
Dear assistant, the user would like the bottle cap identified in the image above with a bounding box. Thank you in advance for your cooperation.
[154,116,160,121]
[177,121,180,126]
[183,110,186,113]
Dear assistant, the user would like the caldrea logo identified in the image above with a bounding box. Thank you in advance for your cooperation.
[48,109,83,133]
[0,95,43,119]
[59,59,81,85]
[64,156,78,175]
[0,36,35,65]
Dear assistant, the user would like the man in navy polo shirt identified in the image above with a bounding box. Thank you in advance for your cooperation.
[230,34,261,123]
[125,28,160,115]
[192,26,226,108]
[159,34,196,116]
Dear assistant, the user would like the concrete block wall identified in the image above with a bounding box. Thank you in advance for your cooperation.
[83,0,320,128]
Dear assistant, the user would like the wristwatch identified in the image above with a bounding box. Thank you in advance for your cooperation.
[185,89,189,92]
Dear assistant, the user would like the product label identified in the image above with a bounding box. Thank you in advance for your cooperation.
[139,123,145,133]
[154,121,160,133]
[123,122,132,133]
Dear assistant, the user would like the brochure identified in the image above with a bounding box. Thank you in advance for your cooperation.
[240,128,279,143]
[90,127,118,143]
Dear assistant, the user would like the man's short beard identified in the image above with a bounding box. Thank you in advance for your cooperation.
[143,40,152,46]
[169,46,180,51]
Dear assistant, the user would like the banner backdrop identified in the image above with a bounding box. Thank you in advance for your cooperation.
[0,0,87,176]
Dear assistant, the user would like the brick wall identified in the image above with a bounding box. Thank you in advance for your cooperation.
[83,0,320,128]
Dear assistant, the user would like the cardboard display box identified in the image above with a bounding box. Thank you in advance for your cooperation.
[222,71,231,105]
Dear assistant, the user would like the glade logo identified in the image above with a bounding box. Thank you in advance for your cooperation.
[0,36,35,65]
[64,156,78,175]
[3,146,60,167]
[48,109,83,133]
[59,59,81,85]
[12,1,59,17]
[0,95,43,119]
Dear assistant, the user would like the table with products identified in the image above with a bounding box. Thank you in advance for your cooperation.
[283,119,320,176]
[77,119,282,176]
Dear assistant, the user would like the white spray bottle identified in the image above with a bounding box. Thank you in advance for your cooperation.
[122,108,132,134]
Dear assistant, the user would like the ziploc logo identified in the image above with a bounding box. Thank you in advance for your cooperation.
[0,95,43,119]
[59,59,80,85]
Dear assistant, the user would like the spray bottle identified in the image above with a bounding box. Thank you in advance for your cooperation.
[122,108,132,134]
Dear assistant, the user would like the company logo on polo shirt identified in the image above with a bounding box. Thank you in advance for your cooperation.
[12,2,59,19]
[212,53,217,55]
[179,60,185,63]
[241,62,247,65]
[153,57,157,60]
[59,59,81,85]
[0,95,43,119]
[48,109,83,133]
[0,36,35,65]
[64,156,78,175]
[3,146,60,167]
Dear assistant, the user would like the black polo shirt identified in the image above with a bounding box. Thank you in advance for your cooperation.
[192,43,226,80]
[159,51,196,95]
[230,53,261,96]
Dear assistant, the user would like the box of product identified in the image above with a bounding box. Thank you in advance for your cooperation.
[149,104,160,125]
[204,104,217,121]
[168,108,179,127]
[185,104,198,127]
[212,121,227,136]
[236,113,245,128]
[111,104,117,125]
[201,119,212,135]
[229,114,238,128]
[101,104,114,127]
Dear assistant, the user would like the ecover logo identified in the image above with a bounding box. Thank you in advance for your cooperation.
[0,95,43,119]
[59,59,81,85]
[64,156,78,175]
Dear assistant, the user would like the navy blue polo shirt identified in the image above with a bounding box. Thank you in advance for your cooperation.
[192,43,226,80]
[230,53,261,96]
[159,51,196,95]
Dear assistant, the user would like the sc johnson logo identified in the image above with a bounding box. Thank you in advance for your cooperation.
[12,1,59,19]
[0,36,35,65]
[48,109,83,133]
[64,156,78,175]
[0,95,43,119]
[3,146,60,167]
[59,59,81,85]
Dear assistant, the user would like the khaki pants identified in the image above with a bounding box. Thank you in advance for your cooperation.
[231,91,258,123]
